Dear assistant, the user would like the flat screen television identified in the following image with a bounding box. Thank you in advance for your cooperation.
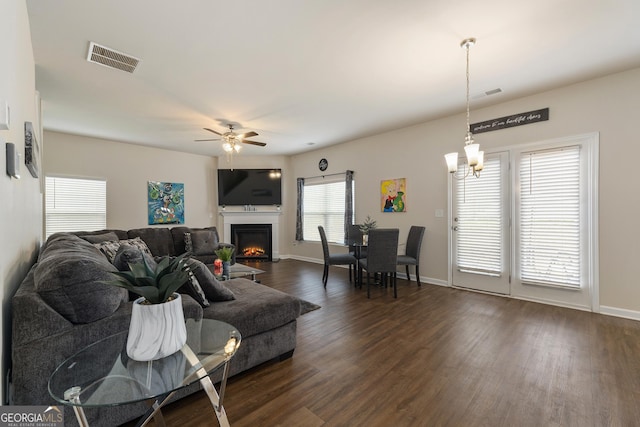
[217,169,282,206]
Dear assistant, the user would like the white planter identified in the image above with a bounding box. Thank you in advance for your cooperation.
[127,293,187,361]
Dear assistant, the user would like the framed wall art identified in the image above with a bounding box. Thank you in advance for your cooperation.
[148,181,184,224]
[380,178,406,212]
[24,121,39,178]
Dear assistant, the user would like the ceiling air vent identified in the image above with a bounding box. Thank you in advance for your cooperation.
[86,42,140,73]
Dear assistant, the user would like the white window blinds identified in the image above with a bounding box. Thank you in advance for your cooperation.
[455,156,502,275]
[45,176,107,238]
[519,146,581,287]
[303,176,350,244]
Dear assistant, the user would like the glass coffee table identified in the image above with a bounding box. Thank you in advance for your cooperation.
[213,262,264,282]
[48,319,241,427]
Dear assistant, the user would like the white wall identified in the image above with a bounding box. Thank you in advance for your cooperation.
[286,67,640,314]
[0,1,41,403]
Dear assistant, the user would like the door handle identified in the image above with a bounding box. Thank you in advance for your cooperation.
[452,226,459,231]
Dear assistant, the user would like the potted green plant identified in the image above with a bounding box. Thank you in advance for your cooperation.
[106,252,191,361]
[359,215,377,244]
[215,246,235,279]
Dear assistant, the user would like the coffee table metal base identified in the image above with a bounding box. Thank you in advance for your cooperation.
[64,347,233,427]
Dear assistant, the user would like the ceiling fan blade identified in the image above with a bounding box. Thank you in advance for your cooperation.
[203,127,223,136]
[194,138,220,142]
[239,131,258,139]
[242,140,267,147]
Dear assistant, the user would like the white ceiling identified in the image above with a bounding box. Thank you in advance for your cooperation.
[26,0,640,157]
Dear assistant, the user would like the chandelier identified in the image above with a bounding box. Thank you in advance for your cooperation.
[445,38,483,179]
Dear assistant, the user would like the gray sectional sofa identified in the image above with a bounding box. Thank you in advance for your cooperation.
[11,226,301,426]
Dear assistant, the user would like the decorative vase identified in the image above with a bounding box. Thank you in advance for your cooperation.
[222,261,231,279]
[127,293,187,361]
[362,234,368,245]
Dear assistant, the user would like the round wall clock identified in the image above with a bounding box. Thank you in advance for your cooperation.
[319,158,328,171]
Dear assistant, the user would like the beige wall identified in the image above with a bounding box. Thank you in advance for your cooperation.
[43,133,293,257]
[286,67,640,315]
[0,1,41,403]
[44,132,220,229]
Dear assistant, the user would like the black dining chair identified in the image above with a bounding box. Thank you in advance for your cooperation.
[397,226,425,286]
[358,228,399,298]
[318,225,357,287]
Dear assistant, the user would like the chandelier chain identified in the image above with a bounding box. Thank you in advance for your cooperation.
[465,43,471,138]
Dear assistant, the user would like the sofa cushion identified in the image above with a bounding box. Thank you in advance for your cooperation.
[202,278,300,337]
[187,259,235,301]
[80,232,120,243]
[34,235,127,324]
[127,228,176,257]
[190,230,218,256]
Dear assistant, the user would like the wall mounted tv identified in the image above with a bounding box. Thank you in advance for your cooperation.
[217,169,282,206]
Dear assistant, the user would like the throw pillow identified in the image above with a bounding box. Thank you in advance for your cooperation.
[93,240,122,263]
[190,230,217,256]
[80,232,119,244]
[121,237,154,258]
[178,267,210,308]
[187,259,235,301]
[112,245,157,272]
[184,232,193,253]
[93,237,153,264]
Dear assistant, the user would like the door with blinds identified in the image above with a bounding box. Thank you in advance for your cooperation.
[510,137,596,310]
[451,152,510,294]
[449,133,597,309]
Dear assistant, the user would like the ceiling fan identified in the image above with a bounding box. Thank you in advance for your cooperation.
[195,125,266,152]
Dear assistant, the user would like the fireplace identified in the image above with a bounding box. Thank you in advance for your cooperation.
[231,224,272,262]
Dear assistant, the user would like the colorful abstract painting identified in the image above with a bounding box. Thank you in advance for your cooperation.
[148,181,185,224]
[381,178,406,212]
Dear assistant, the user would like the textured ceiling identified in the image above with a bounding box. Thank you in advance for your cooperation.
[26,0,640,157]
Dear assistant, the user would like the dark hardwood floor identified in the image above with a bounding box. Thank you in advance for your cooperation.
[125,259,640,426]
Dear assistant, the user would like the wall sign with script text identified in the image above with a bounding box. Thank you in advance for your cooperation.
[470,108,549,134]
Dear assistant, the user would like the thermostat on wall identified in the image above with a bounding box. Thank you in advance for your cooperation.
[6,142,20,179]
[0,100,9,130]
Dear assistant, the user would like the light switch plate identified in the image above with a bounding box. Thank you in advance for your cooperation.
[435,209,444,218]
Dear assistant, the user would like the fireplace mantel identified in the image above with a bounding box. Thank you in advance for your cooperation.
[220,211,281,260]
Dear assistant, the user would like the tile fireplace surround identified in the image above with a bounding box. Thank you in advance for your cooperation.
[220,211,281,261]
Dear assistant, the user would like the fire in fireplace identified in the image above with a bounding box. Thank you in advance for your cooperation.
[231,224,272,262]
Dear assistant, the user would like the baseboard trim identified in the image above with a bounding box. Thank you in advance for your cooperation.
[599,306,640,321]
[278,258,640,322]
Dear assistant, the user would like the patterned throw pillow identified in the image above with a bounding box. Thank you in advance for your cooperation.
[184,232,193,253]
[93,240,122,263]
[179,265,210,307]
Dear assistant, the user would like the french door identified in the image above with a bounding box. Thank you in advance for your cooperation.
[449,133,598,310]
[451,152,510,294]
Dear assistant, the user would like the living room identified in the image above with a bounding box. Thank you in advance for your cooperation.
[3,0,640,424]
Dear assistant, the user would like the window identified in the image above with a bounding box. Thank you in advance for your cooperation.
[45,176,107,238]
[518,146,581,287]
[300,175,354,244]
